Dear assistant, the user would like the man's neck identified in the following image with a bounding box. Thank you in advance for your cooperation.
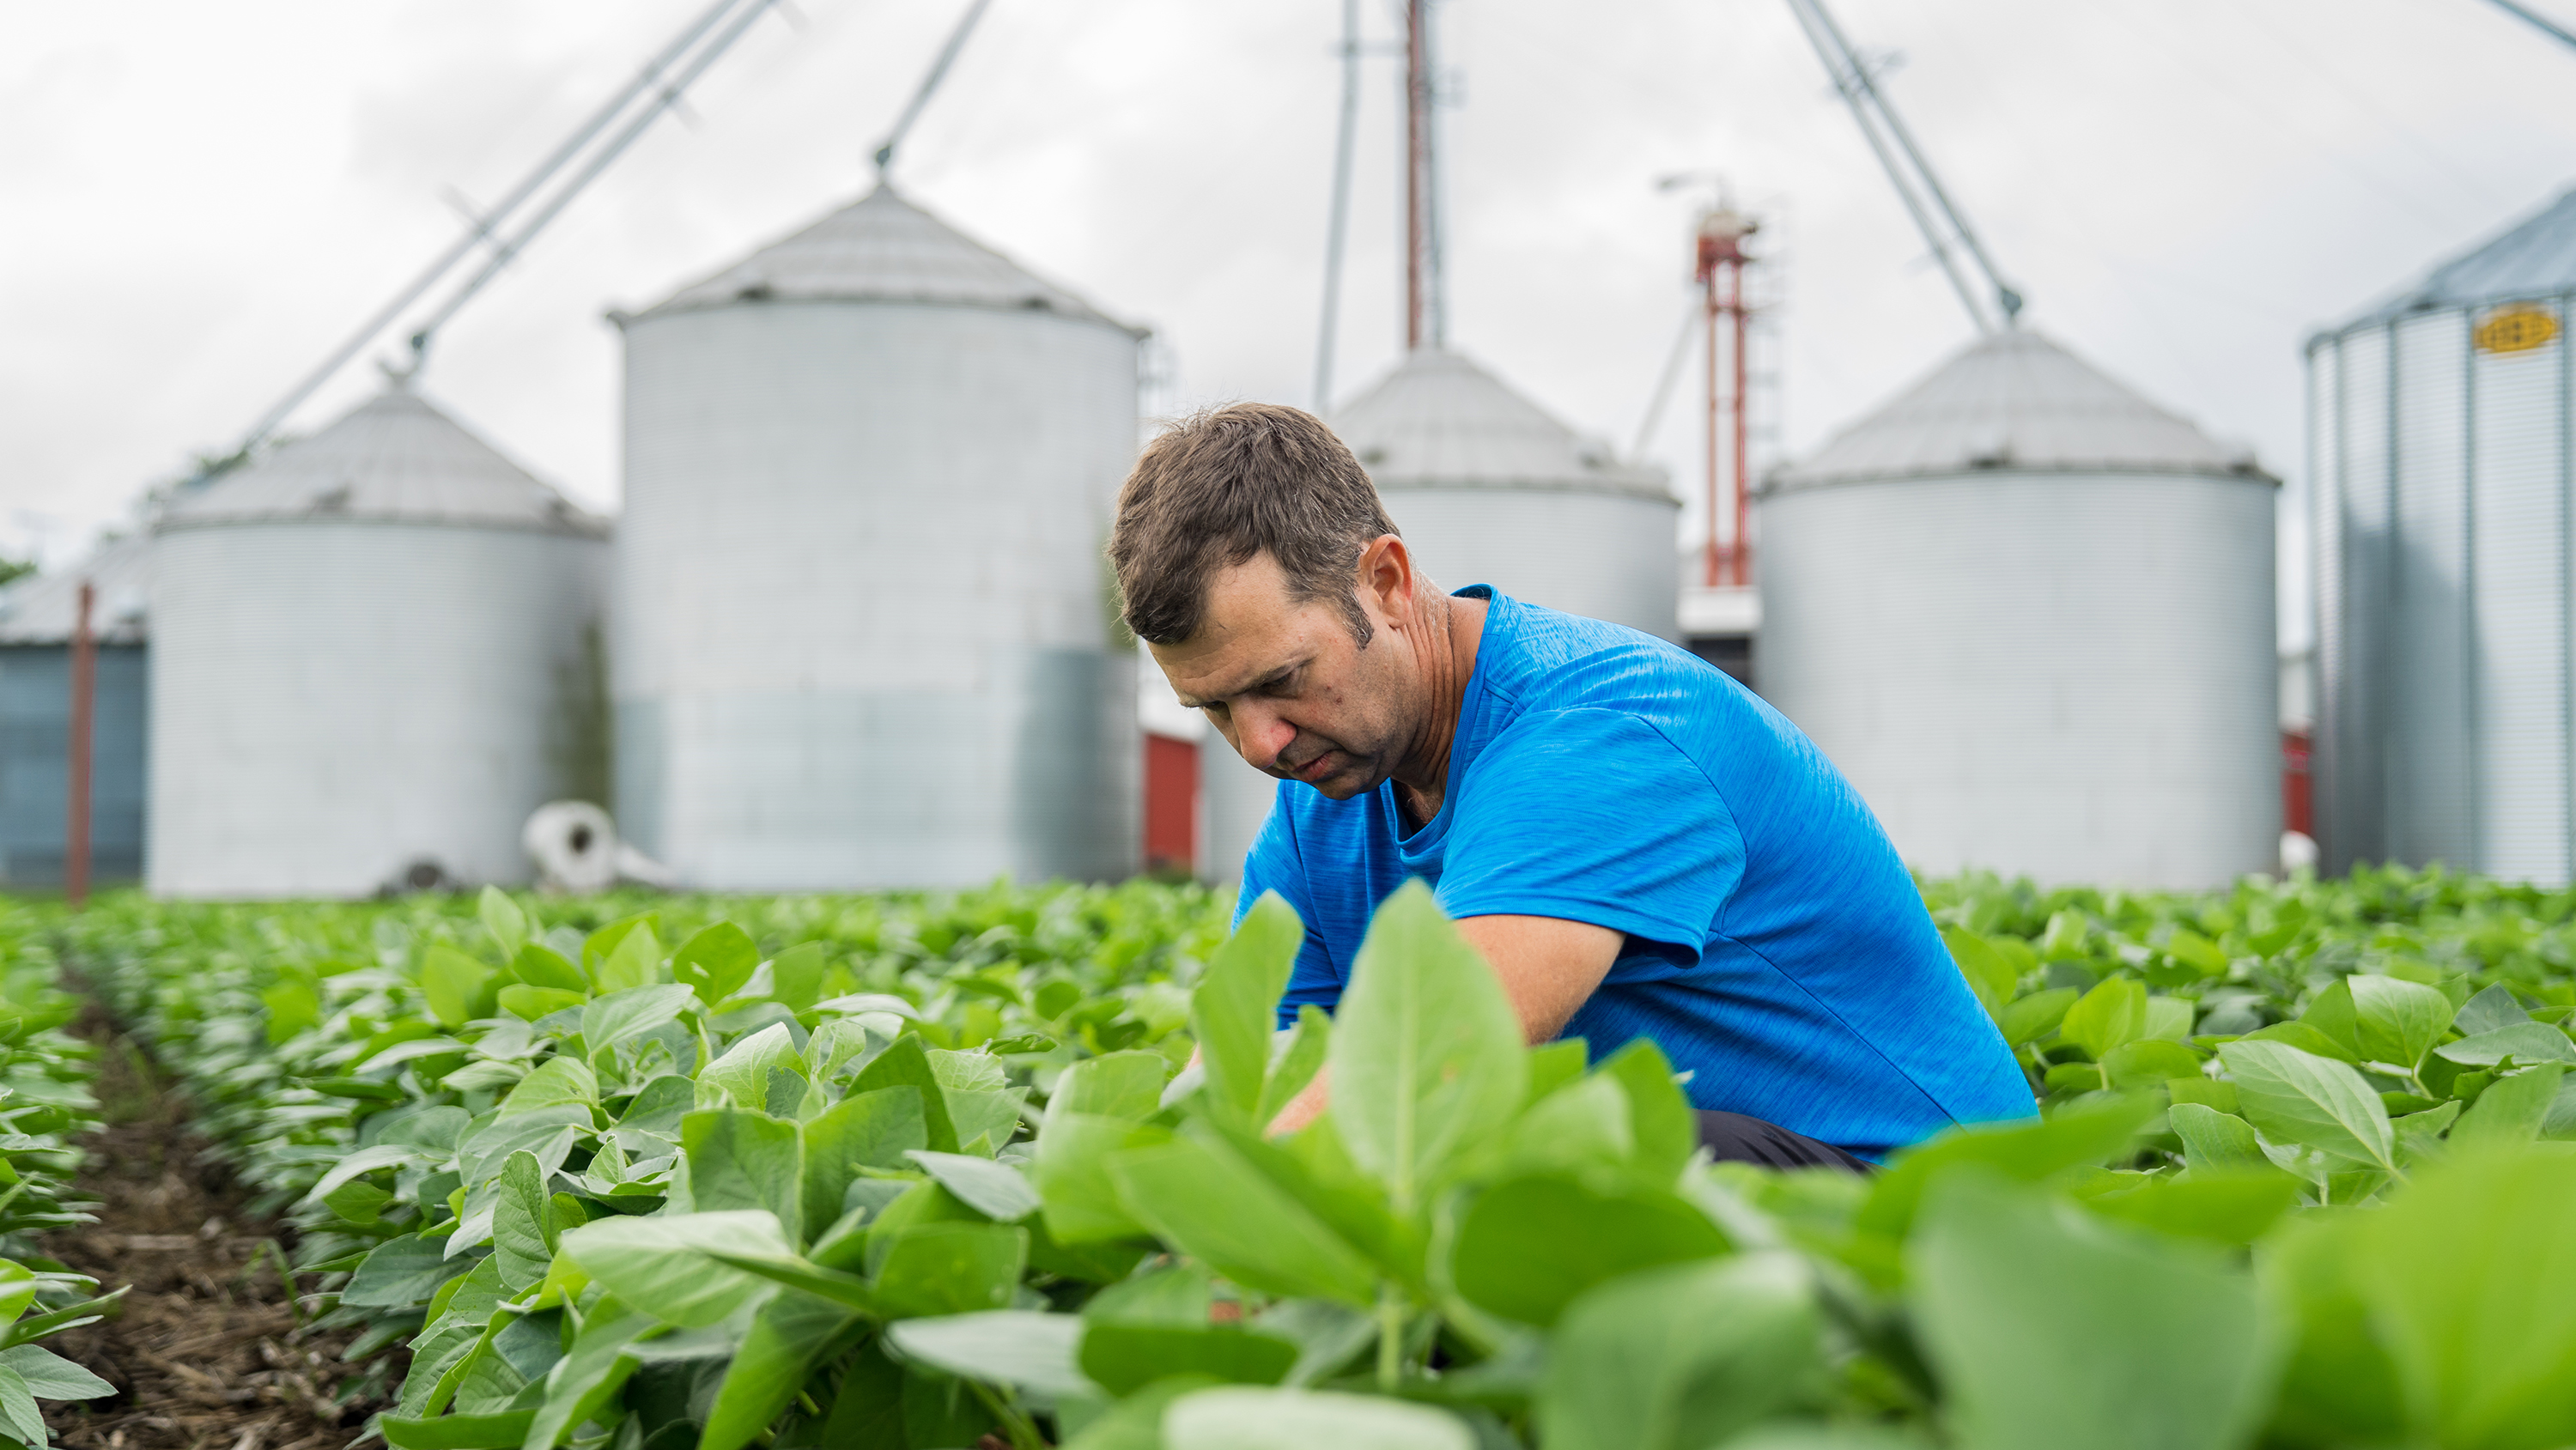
[1391,587,1487,826]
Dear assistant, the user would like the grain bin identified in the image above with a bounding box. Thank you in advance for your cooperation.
[0,535,151,885]
[1199,348,1680,887]
[2311,185,2576,881]
[150,384,610,897]
[614,184,1143,889]
[1757,329,2278,889]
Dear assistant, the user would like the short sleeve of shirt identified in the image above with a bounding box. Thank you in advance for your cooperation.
[1437,708,1747,974]
[1235,786,1346,1023]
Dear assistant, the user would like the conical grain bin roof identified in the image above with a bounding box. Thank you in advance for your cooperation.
[1332,348,1668,500]
[633,183,1141,334]
[159,385,605,537]
[1767,329,2257,492]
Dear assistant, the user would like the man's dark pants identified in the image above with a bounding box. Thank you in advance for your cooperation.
[1694,1111,1875,1173]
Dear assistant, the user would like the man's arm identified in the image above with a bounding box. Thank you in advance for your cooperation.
[1266,913,1623,1134]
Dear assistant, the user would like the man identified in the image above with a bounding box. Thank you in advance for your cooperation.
[1109,402,2034,1167]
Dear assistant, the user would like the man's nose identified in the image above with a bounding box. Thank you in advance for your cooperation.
[1231,705,1296,773]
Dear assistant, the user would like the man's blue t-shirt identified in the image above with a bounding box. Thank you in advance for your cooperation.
[1236,587,2035,1158]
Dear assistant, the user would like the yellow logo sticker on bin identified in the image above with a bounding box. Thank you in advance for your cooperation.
[2474,304,2561,355]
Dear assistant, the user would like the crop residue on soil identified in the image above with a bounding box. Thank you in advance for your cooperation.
[38,1003,401,1450]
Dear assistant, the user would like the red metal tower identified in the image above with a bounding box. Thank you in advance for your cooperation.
[1695,205,1758,588]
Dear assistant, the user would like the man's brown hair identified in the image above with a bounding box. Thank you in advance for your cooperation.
[1109,402,1398,646]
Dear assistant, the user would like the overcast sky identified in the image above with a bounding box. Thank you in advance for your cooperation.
[9,0,2576,649]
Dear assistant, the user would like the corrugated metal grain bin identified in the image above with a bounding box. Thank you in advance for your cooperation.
[614,185,1142,889]
[1757,330,2279,889]
[0,535,151,885]
[150,385,611,897]
[2312,185,2576,882]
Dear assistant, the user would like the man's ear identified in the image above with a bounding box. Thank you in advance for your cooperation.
[1354,534,1413,623]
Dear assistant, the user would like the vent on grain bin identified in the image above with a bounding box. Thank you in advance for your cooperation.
[2311,183,2576,883]
[1757,329,2278,889]
[149,382,610,898]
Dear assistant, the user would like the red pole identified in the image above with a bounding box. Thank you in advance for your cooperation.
[66,580,94,909]
[1728,254,1751,586]
[1703,269,1721,587]
[1404,0,1429,351]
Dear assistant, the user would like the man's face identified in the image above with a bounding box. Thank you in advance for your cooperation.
[1151,549,1416,801]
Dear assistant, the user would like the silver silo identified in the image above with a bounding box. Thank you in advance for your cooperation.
[1200,349,1680,888]
[614,185,1143,889]
[150,385,611,897]
[2311,185,2576,881]
[1757,330,2279,889]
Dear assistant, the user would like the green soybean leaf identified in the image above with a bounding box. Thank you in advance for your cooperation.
[493,1151,556,1293]
[768,943,826,1012]
[2300,978,2365,1060]
[0,1344,113,1399]
[1162,1387,1474,1450]
[2163,928,2232,979]
[800,1087,928,1235]
[2079,1168,2302,1246]
[2144,995,2196,1042]
[2351,1147,2576,1448]
[498,1058,598,1119]
[380,1411,538,1450]
[852,1035,960,1154]
[906,1150,1041,1222]
[512,944,587,995]
[1535,1254,1820,1450]
[2435,1022,2576,1067]
[478,887,529,961]
[2450,1064,2564,1147]
[885,1310,1093,1399]
[422,945,497,1030]
[1450,1173,1731,1327]
[580,985,697,1059]
[0,1264,34,1327]
[519,1297,653,1450]
[700,1025,805,1112]
[2262,1208,2408,1447]
[1597,1037,1697,1181]
[2168,1103,2271,1174]
[345,1234,472,1307]
[872,1222,1028,1319]
[1035,1112,1170,1247]
[592,921,662,995]
[2099,1038,2201,1091]
[1859,1093,2157,1239]
[1079,1323,1299,1396]
[1108,1133,1377,1307]
[2221,1040,2397,1172]
[2349,975,2456,1069]
[673,924,761,1008]
[1996,986,2079,1047]
[2244,1020,2362,1065]
[1329,882,1528,1211]
[2453,983,2530,1036]
[2060,978,2147,1061]
[1497,1075,1633,1177]
[1195,893,1304,1125]
[700,1290,864,1450]
[1257,1005,1334,1131]
[557,1210,793,1327]
[1911,1169,2270,1450]
[683,1109,805,1245]
[1052,1052,1170,1121]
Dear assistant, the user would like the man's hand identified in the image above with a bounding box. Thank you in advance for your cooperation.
[1264,914,1623,1135]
